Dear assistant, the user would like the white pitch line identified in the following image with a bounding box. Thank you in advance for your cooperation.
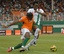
[34,51,56,54]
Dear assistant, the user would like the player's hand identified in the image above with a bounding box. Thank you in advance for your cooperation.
[2,24,8,28]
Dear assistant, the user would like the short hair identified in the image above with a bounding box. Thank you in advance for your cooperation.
[26,12,33,20]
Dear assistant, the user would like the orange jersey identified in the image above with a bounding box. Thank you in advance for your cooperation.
[19,16,34,31]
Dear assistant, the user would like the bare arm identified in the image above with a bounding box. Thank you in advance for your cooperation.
[2,20,19,28]
[8,21,19,27]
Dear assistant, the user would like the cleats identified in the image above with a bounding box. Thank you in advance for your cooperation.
[7,47,12,52]
[33,42,36,46]
[19,48,25,52]
[26,47,29,51]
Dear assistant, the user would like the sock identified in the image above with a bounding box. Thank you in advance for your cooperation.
[22,38,30,47]
[25,39,34,49]
[34,28,40,38]
[13,43,22,50]
[33,36,38,43]
[34,28,40,43]
[25,36,38,50]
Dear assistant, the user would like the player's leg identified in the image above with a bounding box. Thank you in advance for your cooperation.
[32,23,40,44]
[25,39,35,50]
[19,25,40,51]
[33,28,40,45]
[21,32,30,47]
[28,27,40,46]
[7,28,24,52]
[7,28,30,52]
[7,43,22,52]
[19,28,31,52]
[24,28,40,50]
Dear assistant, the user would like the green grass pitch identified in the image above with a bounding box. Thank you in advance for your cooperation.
[0,33,64,54]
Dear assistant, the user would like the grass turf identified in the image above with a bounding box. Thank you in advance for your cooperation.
[0,33,64,54]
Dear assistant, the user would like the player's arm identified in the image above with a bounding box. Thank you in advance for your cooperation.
[2,20,19,28]
[2,17,23,28]
[36,10,47,16]
[8,21,19,27]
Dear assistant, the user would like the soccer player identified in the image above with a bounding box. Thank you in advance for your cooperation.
[24,2,47,50]
[2,12,34,52]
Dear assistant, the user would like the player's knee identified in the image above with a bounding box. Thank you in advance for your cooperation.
[36,28,40,32]
[25,32,30,38]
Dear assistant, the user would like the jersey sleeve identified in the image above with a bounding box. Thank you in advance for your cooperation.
[27,9,33,13]
[40,9,44,13]
[19,16,25,22]
[19,18,22,22]
[27,9,31,13]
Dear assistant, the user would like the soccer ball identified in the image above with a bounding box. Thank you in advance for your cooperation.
[50,45,57,52]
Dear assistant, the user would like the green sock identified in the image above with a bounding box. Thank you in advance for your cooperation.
[22,38,30,47]
[14,43,22,49]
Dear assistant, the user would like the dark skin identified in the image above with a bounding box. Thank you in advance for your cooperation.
[2,13,33,28]
[33,4,47,16]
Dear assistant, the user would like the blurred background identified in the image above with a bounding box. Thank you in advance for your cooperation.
[0,0,64,34]
[0,0,64,21]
